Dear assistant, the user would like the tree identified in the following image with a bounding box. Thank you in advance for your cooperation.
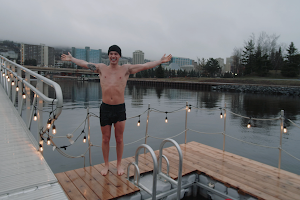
[203,58,221,77]
[155,64,164,78]
[232,47,242,75]
[197,57,206,74]
[242,39,256,75]
[281,42,300,77]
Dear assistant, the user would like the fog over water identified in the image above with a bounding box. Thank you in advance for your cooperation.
[27,80,300,175]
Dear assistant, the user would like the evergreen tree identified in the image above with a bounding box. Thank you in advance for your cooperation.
[203,58,221,77]
[242,39,256,75]
[281,42,300,77]
[155,64,164,78]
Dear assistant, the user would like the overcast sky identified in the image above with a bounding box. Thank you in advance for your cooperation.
[1,0,299,61]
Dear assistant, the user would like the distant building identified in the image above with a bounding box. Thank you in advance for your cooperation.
[225,56,233,73]
[170,57,193,67]
[133,50,144,64]
[20,43,55,67]
[0,51,18,60]
[71,46,102,69]
[216,58,225,73]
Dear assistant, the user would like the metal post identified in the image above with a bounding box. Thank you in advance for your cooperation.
[37,79,44,155]
[17,67,22,115]
[25,72,30,126]
[278,110,284,170]
[223,103,227,152]
[185,101,188,144]
[144,103,150,154]
[87,107,92,166]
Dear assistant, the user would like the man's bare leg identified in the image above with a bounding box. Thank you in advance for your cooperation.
[114,120,126,175]
[100,125,111,176]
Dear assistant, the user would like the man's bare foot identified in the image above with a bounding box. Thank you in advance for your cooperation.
[117,165,125,176]
[101,165,109,176]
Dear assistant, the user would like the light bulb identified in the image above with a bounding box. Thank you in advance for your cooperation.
[7,77,10,82]
[5,75,8,79]
[247,123,251,128]
[137,120,140,126]
[283,126,287,133]
[220,112,223,119]
[33,113,37,121]
[16,86,19,91]
[47,137,51,145]
[11,80,15,85]
[165,117,168,123]
[22,92,26,99]
[52,124,56,134]
[47,119,51,129]
[2,73,5,77]
[83,136,86,143]
[39,144,43,151]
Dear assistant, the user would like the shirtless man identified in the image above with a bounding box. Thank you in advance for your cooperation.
[61,45,172,176]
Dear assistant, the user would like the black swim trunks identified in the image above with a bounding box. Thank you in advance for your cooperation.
[100,102,126,127]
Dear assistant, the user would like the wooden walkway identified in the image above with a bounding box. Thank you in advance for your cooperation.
[55,141,300,200]
[0,86,68,199]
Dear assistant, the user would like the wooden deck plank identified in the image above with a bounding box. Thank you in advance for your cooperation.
[107,164,140,192]
[84,166,124,198]
[65,170,101,200]
[93,164,136,197]
[75,168,114,200]
[190,141,300,185]
[187,142,300,194]
[55,172,85,200]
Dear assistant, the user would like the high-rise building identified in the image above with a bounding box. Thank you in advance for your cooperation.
[133,50,144,64]
[71,47,102,69]
[20,43,55,66]
[170,57,193,67]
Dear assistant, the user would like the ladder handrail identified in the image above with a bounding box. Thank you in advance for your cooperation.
[132,144,158,200]
[158,138,183,200]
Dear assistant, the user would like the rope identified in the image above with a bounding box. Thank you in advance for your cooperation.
[224,134,278,149]
[92,136,148,148]
[282,149,300,162]
[148,129,187,140]
[150,106,186,114]
[188,128,223,135]
[50,138,90,158]
[287,119,300,129]
[226,110,280,121]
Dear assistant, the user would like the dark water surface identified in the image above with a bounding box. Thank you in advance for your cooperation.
[28,80,300,175]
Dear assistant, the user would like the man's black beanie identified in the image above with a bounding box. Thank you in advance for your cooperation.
[108,45,122,57]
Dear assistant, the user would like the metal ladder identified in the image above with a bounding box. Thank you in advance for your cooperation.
[127,138,183,200]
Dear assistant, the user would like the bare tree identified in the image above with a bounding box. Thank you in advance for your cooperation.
[196,57,206,72]
[232,47,243,74]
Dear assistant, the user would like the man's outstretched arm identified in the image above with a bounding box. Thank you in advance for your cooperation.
[61,52,99,72]
[127,54,172,74]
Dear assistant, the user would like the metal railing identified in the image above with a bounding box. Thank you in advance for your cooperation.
[0,56,63,151]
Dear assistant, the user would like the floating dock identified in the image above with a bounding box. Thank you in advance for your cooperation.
[55,141,300,200]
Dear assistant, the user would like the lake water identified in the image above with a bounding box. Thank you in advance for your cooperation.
[27,80,300,175]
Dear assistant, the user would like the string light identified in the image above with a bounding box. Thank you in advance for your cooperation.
[52,124,56,134]
[83,136,86,143]
[39,144,43,151]
[7,77,10,82]
[247,117,251,128]
[137,115,141,126]
[220,112,223,119]
[47,118,51,129]
[33,106,37,121]
[5,75,8,79]
[11,80,15,86]
[16,85,19,91]
[165,112,168,123]
[22,91,26,99]
[2,73,5,77]
[47,137,51,145]
[188,105,191,112]
[283,125,287,133]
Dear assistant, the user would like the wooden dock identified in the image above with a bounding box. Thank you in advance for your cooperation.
[55,141,300,200]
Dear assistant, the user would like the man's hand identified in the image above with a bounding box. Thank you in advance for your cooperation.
[61,52,73,61]
[161,54,172,63]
